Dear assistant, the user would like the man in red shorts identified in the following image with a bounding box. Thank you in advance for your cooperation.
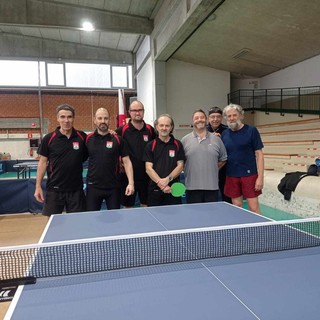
[221,104,264,214]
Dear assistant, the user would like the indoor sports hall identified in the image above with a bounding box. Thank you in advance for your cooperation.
[1,1,320,319]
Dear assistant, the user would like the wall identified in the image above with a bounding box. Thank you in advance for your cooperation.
[136,57,155,125]
[166,59,230,139]
[260,54,320,89]
[232,54,320,92]
[0,90,124,159]
[231,78,260,91]
[230,54,320,126]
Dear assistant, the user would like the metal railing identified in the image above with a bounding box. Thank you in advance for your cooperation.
[228,86,320,117]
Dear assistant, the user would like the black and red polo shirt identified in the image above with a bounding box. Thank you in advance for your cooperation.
[116,120,156,181]
[37,127,87,191]
[143,135,185,190]
[86,130,129,189]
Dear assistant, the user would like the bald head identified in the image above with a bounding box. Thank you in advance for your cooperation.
[94,108,110,134]
[129,100,144,110]
[95,108,109,118]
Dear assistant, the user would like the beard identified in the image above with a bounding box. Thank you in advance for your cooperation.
[98,123,109,132]
[227,120,242,131]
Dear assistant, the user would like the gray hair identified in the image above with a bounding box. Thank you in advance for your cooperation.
[223,104,244,117]
[154,113,175,134]
[56,104,75,117]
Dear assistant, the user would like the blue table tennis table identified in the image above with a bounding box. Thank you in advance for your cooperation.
[4,202,320,320]
[12,161,38,179]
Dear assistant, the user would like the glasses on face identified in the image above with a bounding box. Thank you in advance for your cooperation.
[129,109,144,113]
[209,114,222,119]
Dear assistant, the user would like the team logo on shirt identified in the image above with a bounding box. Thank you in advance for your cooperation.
[106,141,113,148]
[143,135,149,142]
[73,142,79,150]
[169,150,175,157]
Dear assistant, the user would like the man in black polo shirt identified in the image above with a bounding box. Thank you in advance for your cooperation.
[207,106,231,203]
[116,100,155,207]
[86,108,134,211]
[143,114,185,206]
[34,104,87,216]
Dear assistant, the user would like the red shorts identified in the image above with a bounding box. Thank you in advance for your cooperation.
[224,175,262,199]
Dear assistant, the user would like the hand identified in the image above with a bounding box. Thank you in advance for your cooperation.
[34,187,44,203]
[162,186,172,194]
[255,176,264,191]
[157,177,169,190]
[125,184,135,196]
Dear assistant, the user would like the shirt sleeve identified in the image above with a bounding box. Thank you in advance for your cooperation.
[37,134,51,157]
[120,137,130,158]
[253,127,264,150]
[177,141,186,162]
[142,140,154,163]
[217,138,228,162]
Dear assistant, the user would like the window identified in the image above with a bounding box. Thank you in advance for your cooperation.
[0,61,41,86]
[112,66,128,88]
[47,63,65,86]
[66,63,111,88]
[0,59,134,89]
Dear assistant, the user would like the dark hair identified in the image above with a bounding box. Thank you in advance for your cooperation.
[192,109,207,118]
[56,104,75,117]
[208,106,223,116]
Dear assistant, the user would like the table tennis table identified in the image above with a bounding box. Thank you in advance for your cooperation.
[4,202,320,320]
[12,161,38,179]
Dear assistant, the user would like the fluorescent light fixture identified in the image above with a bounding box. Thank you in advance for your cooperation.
[82,21,95,31]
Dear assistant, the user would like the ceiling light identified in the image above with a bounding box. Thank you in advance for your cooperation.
[82,21,95,31]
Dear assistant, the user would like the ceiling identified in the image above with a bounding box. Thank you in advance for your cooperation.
[1,0,320,79]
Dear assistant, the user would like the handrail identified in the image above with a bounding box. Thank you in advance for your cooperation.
[228,86,320,117]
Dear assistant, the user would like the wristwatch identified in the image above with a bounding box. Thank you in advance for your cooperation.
[168,175,173,182]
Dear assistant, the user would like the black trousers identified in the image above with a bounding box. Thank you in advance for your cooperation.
[86,185,120,211]
[147,189,182,207]
[186,190,219,204]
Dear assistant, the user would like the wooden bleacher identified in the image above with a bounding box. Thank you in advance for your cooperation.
[258,118,320,172]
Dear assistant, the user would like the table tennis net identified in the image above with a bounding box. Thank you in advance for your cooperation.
[1,217,320,282]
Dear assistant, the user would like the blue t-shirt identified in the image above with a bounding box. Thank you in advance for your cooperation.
[221,124,263,177]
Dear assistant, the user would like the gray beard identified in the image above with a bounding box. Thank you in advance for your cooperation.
[228,121,241,131]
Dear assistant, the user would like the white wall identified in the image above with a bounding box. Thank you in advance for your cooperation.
[136,36,151,71]
[231,54,320,91]
[166,59,230,139]
[0,134,40,159]
[260,54,320,89]
[136,56,155,125]
[232,54,320,91]
[231,78,260,91]
[230,54,320,126]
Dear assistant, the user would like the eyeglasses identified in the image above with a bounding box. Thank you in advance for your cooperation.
[208,114,222,119]
[129,109,144,113]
